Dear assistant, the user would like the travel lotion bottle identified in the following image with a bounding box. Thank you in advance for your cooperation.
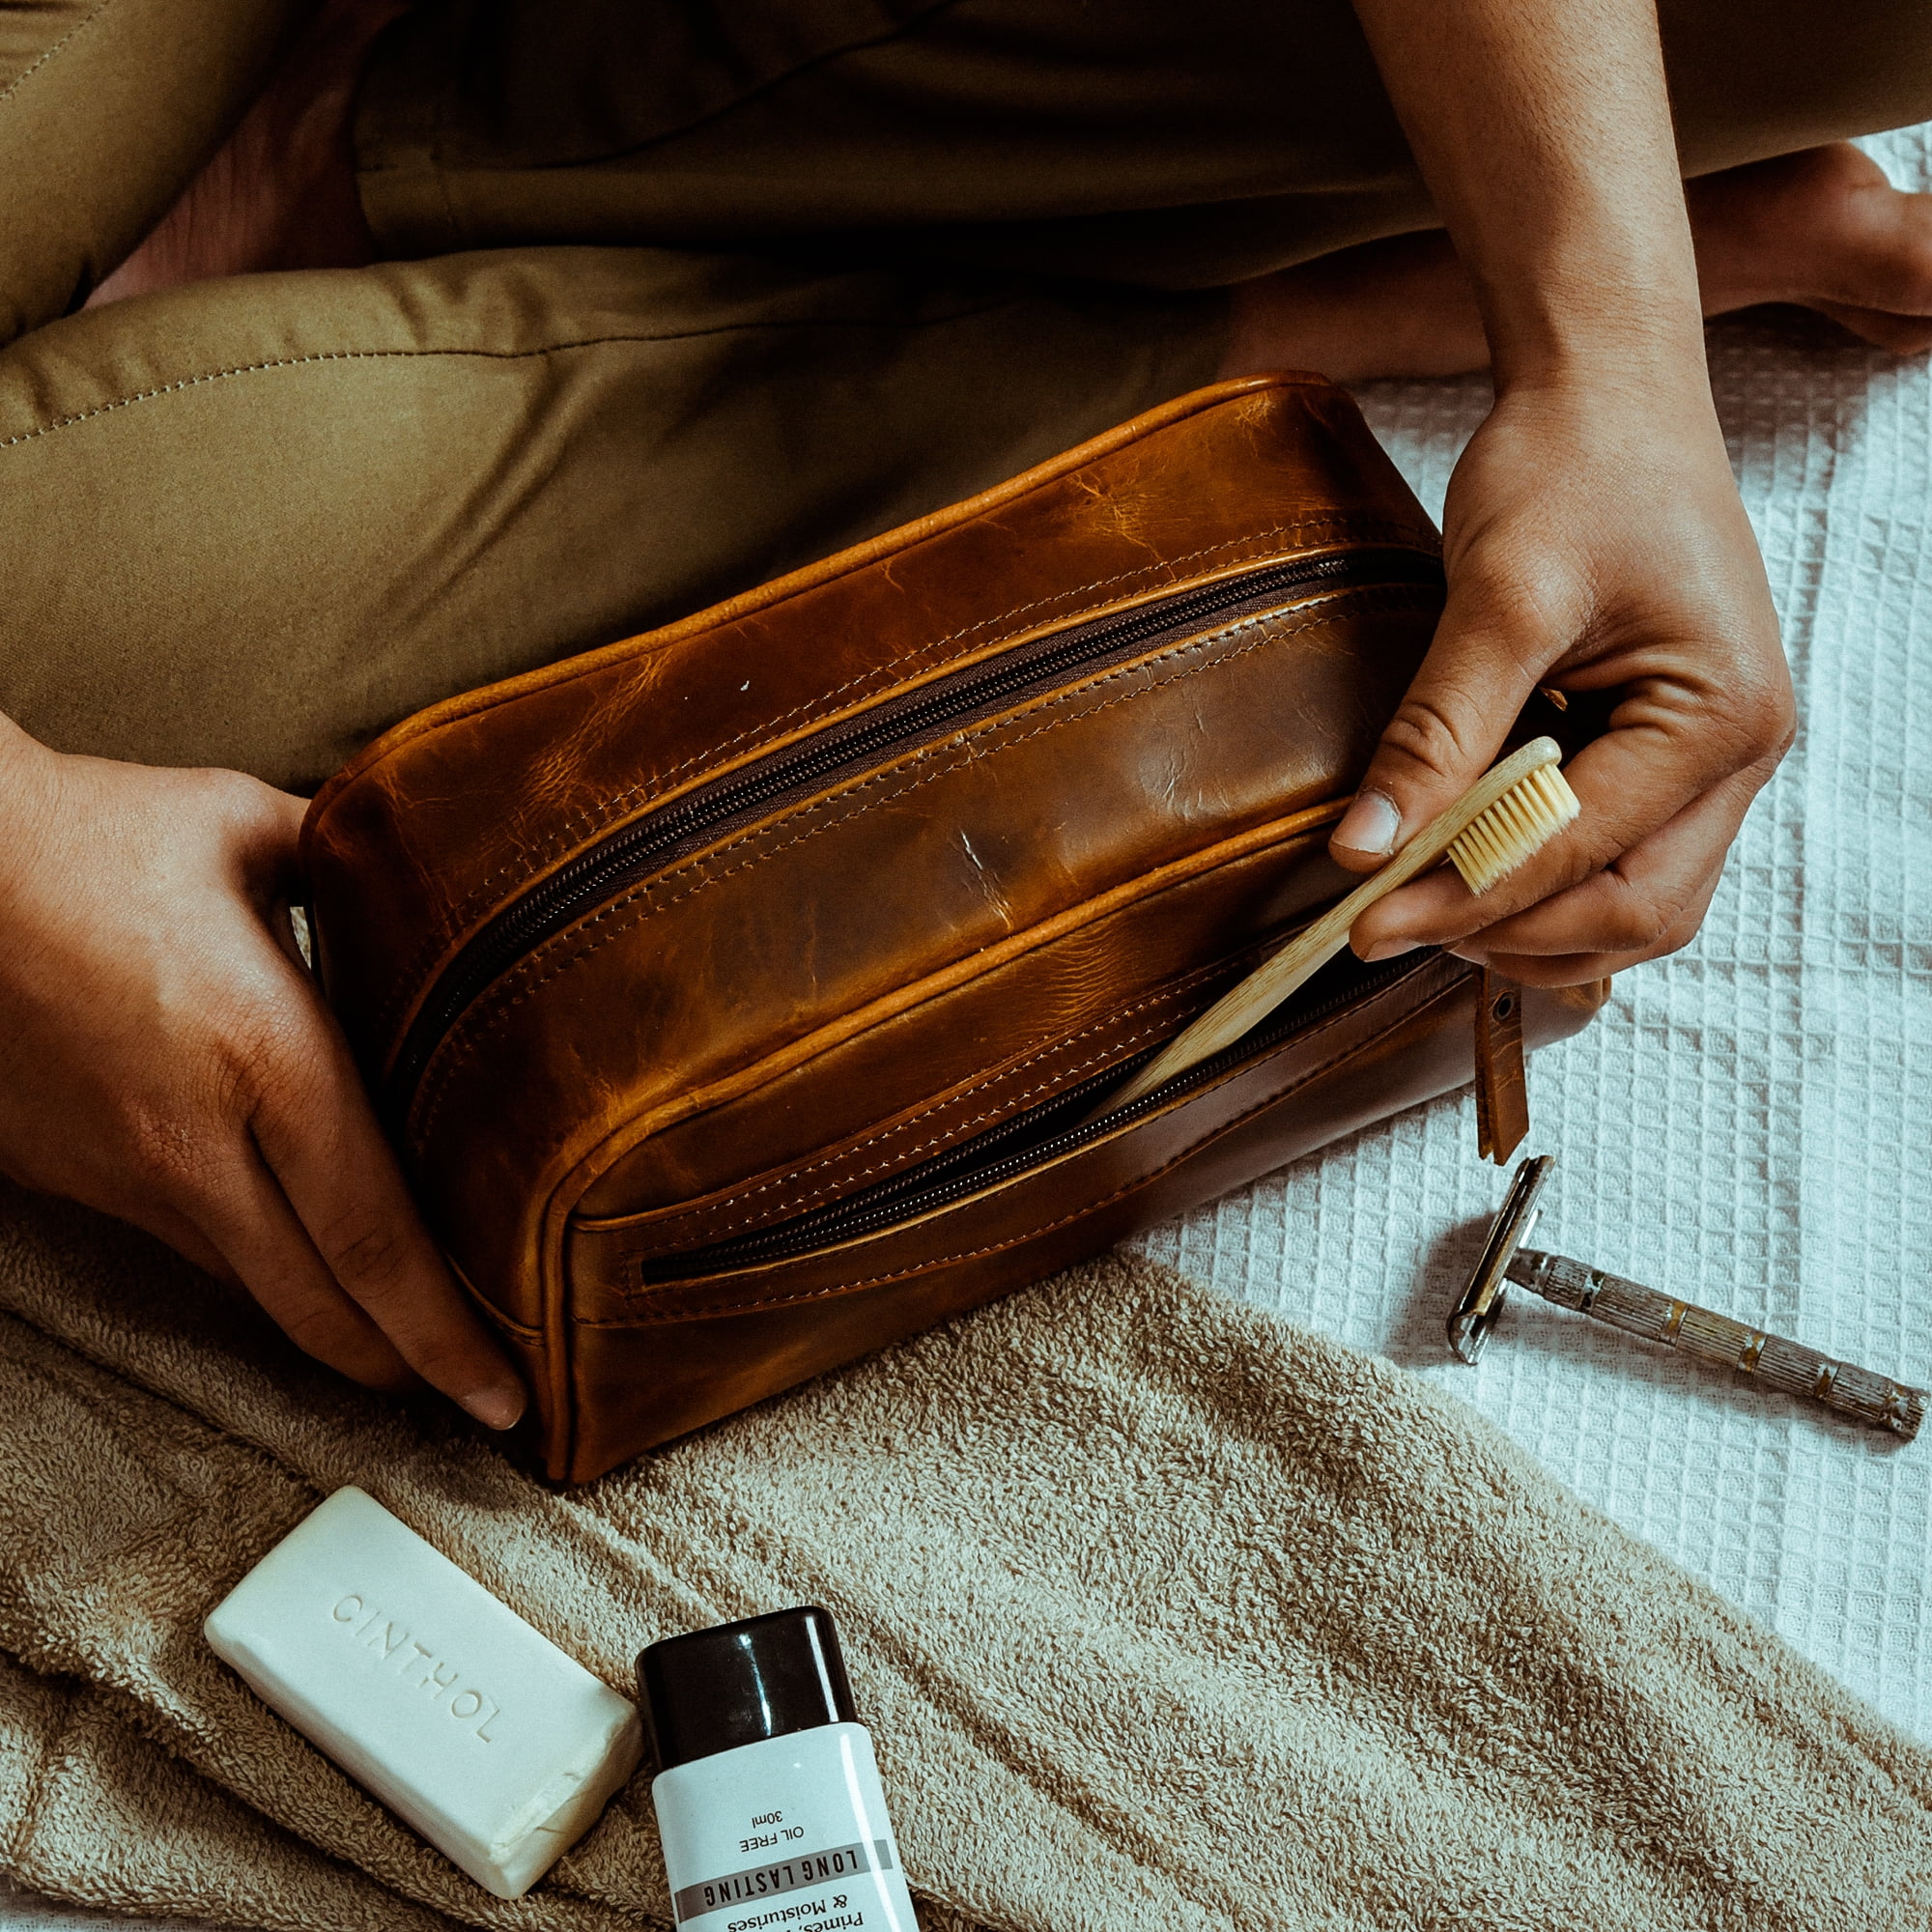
[639,1606,917,1931]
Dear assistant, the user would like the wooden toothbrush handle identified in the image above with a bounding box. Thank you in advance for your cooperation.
[1102,880,1378,1112]
[1096,738,1562,1117]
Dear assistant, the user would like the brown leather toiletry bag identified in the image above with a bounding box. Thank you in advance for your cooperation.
[303,375,1607,1482]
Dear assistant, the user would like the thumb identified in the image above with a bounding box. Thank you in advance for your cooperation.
[1328,603,1545,870]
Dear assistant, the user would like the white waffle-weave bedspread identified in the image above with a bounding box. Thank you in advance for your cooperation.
[1135,125,1932,1746]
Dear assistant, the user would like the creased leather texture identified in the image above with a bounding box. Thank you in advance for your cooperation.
[302,376,1606,1482]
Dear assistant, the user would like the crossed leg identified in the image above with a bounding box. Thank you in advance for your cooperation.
[84,1,1932,397]
[1224,143,1932,382]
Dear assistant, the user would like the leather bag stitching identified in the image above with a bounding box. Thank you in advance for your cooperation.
[412,585,1428,1138]
[577,965,1463,1321]
[595,998,1197,1247]
[369,514,1407,1037]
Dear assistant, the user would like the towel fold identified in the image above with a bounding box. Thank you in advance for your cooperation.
[0,1179,1924,1931]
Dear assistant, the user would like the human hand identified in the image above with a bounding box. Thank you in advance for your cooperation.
[1329,375,1795,983]
[0,719,526,1426]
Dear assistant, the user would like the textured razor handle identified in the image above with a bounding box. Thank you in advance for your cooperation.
[1517,1252,1926,1439]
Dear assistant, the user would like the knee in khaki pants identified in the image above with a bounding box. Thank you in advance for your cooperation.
[0,251,1220,785]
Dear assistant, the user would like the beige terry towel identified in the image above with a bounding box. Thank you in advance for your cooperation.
[0,1179,1925,1932]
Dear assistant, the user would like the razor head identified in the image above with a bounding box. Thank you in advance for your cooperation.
[1446,1153,1554,1363]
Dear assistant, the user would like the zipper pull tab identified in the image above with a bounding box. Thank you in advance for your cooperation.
[1473,967,1529,1164]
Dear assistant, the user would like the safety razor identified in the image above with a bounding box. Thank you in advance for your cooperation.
[1447,1154,1926,1440]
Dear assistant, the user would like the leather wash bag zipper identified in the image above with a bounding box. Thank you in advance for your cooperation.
[302,374,1607,1483]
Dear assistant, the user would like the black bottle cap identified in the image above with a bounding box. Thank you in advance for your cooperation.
[639,1605,859,1773]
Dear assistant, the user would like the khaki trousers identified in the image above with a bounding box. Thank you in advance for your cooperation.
[3,0,1929,790]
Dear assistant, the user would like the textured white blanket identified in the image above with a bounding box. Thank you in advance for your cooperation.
[1136,123,1932,1746]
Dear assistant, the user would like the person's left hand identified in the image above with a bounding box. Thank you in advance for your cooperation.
[0,720,527,1426]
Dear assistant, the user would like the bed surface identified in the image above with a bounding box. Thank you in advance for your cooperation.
[1140,120,1932,1752]
[3,123,1926,1932]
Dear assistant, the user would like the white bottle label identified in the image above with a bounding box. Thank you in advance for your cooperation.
[651,1722,916,1931]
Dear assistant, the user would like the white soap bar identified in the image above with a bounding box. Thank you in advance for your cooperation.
[205,1487,642,1899]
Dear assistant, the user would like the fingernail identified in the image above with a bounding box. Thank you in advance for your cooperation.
[1334,788,1402,857]
[1360,938,1421,962]
[463,1384,526,1431]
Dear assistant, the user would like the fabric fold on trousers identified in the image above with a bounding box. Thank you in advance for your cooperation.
[0,1180,1924,1931]
[352,0,1932,286]
[0,250,1220,791]
[0,0,302,344]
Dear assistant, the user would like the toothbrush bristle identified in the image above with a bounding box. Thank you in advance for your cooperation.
[1446,762,1580,895]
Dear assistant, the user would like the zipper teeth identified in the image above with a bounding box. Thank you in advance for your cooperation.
[641,952,1424,1281]
[385,546,1443,1118]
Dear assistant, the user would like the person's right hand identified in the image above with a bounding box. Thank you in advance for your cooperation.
[1332,0,1800,985]
[1330,371,1797,983]
[0,715,526,1428]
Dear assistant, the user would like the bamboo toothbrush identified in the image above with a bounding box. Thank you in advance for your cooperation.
[1094,736,1580,1118]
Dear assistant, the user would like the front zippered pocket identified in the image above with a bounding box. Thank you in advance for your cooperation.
[632,949,1425,1283]
[384,546,1444,1122]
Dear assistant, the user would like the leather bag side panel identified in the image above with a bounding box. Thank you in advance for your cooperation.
[553,961,1608,1480]
[301,377,1440,1085]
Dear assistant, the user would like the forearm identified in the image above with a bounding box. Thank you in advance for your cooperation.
[1328,4,1792,986]
[1350,0,1705,389]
